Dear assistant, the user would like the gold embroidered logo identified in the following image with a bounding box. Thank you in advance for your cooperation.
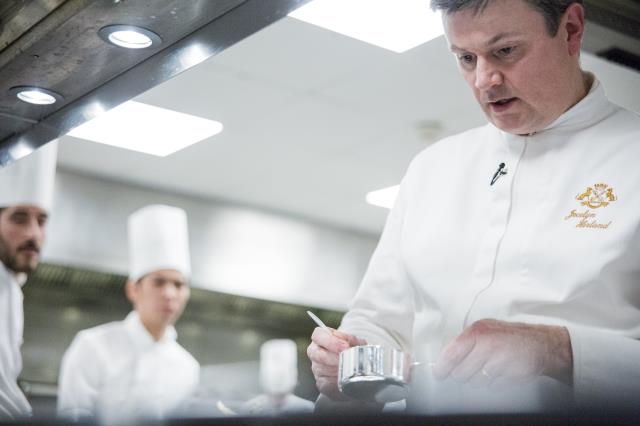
[565,183,616,229]
[576,183,617,209]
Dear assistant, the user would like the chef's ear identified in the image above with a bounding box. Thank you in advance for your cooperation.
[562,2,585,56]
[125,279,139,304]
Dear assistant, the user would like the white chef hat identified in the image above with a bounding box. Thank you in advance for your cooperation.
[128,204,191,282]
[0,140,58,212]
[260,339,298,395]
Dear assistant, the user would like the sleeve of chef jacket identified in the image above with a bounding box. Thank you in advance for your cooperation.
[339,158,419,353]
[568,326,640,410]
[56,332,103,420]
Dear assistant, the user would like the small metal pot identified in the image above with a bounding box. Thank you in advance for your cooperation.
[338,345,410,403]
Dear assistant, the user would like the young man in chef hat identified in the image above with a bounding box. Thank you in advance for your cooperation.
[0,141,58,420]
[57,204,199,424]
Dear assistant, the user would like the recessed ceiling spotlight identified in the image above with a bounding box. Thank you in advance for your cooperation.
[10,86,64,105]
[98,25,161,49]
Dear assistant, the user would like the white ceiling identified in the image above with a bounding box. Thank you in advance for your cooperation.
[57,16,640,235]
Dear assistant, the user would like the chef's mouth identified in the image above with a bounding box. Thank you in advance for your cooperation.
[162,306,177,314]
[489,97,517,106]
[18,246,40,256]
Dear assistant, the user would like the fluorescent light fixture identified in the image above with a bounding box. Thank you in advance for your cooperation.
[67,101,223,157]
[366,185,400,209]
[289,0,443,53]
[11,86,63,105]
[98,25,162,49]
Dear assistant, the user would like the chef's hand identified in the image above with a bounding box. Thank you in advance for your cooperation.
[307,327,367,400]
[432,319,573,388]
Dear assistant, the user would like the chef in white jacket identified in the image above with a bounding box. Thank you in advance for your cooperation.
[308,0,640,414]
[57,204,200,424]
[242,339,314,415]
[0,141,58,420]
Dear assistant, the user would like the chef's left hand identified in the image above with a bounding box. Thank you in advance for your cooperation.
[432,319,573,388]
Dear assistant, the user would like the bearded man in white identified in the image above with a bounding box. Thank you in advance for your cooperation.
[0,141,57,420]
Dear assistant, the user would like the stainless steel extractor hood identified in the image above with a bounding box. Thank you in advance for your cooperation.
[0,0,309,166]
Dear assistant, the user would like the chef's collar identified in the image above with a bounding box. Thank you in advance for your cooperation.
[123,311,177,351]
[540,73,614,132]
[0,261,28,287]
[15,272,27,287]
[498,72,616,142]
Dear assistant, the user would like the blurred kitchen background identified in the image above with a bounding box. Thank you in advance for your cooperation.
[2,0,639,418]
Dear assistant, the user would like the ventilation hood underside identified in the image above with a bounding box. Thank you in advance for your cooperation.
[0,0,309,166]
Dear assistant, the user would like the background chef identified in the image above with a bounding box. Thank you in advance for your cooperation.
[0,142,58,420]
[242,339,314,415]
[57,204,199,423]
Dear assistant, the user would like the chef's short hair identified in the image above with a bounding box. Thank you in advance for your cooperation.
[430,0,583,36]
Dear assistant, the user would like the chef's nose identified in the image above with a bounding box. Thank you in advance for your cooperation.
[161,283,178,299]
[23,215,45,243]
[475,57,502,91]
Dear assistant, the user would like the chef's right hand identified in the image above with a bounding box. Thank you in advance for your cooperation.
[307,327,367,400]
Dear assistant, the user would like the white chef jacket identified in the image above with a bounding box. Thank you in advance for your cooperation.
[57,311,199,424]
[0,263,31,420]
[341,77,640,413]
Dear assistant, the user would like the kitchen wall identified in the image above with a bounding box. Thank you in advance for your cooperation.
[44,167,381,311]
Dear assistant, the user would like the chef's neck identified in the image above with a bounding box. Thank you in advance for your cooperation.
[517,71,593,137]
[1,261,27,285]
[568,71,593,114]
[139,316,168,341]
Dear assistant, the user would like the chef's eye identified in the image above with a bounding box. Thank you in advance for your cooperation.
[497,46,515,57]
[10,212,29,224]
[458,54,475,64]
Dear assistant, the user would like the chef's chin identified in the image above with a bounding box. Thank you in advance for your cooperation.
[4,253,38,274]
[159,310,179,324]
[487,115,535,136]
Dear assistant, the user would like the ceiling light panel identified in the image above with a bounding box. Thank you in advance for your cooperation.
[67,101,223,157]
[289,0,443,53]
[366,185,399,209]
